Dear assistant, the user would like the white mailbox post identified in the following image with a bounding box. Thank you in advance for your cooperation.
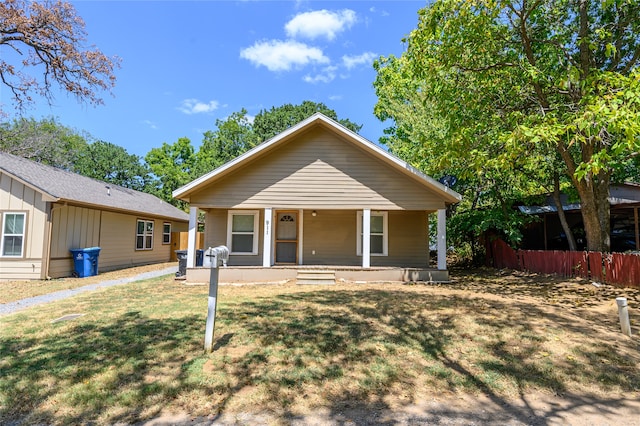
[203,245,229,353]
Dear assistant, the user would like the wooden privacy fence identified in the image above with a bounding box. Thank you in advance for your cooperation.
[487,238,640,288]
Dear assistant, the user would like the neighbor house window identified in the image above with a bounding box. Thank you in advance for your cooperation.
[1,212,26,257]
[227,210,259,255]
[357,211,388,256]
[136,219,154,250]
[162,223,171,244]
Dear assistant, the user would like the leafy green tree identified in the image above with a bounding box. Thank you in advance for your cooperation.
[253,101,362,142]
[0,117,88,168]
[145,137,196,208]
[74,140,152,191]
[374,0,640,252]
[194,109,259,176]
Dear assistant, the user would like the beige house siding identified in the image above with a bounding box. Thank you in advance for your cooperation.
[202,208,429,268]
[96,212,175,272]
[190,127,448,211]
[204,209,263,266]
[379,210,429,267]
[48,207,182,278]
[302,210,429,267]
[302,210,358,265]
[0,172,48,280]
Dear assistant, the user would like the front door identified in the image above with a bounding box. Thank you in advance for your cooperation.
[275,211,297,264]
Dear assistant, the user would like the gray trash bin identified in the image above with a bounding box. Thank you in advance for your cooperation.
[175,250,187,277]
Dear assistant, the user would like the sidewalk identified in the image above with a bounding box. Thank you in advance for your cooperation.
[0,266,177,316]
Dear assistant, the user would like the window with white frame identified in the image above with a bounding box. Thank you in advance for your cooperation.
[1,212,26,257]
[357,211,388,256]
[162,223,171,244]
[136,219,154,250]
[227,211,259,254]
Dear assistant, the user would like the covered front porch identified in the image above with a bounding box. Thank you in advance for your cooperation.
[183,207,450,283]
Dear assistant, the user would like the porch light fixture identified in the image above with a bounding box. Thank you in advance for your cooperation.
[312,210,317,217]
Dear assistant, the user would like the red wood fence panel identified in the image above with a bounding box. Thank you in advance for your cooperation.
[490,238,519,270]
[588,252,604,282]
[605,253,640,288]
[569,251,589,279]
[486,238,639,288]
[518,250,588,278]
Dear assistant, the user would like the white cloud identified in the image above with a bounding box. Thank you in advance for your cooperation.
[142,120,158,130]
[178,99,220,115]
[328,94,342,101]
[240,39,329,71]
[285,9,357,41]
[303,65,338,84]
[369,7,389,17]
[342,52,377,70]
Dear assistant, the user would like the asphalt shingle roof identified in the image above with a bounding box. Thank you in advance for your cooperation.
[0,152,188,222]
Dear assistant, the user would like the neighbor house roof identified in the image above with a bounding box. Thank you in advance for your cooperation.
[173,113,462,204]
[0,152,189,221]
[518,183,640,214]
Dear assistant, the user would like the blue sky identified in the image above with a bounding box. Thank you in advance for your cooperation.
[7,1,427,158]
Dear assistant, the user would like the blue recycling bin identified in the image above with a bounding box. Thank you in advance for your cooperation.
[196,249,204,267]
[70,247,101,278]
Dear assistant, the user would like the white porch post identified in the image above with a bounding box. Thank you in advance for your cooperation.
[263,208,272,267]
[437,208,447,270]
[298,209,304,265]
[362,208,371,268]
[187,206,198,268]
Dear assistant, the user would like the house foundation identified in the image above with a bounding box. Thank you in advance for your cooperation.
[185,265,449,284]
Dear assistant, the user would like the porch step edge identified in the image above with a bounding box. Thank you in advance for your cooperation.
[296,279,336,285]
[297,272,336,278]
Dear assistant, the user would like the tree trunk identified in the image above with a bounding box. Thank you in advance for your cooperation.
[574,172,611,252]
[552,173,578,251]
[557,138,611,253]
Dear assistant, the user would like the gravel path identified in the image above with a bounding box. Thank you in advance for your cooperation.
[0,266,177,316]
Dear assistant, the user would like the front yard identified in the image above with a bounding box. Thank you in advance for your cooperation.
[1,269,639,425]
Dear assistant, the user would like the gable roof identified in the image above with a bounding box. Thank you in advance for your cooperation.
[173,113,462,204]
[0,152,189,222]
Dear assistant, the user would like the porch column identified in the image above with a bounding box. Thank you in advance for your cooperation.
[437,209,447,270]
[187,206,198,268]
[263,208,272,267]
[362,208,371,268]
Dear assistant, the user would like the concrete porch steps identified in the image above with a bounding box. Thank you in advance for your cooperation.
[296,270,336,285]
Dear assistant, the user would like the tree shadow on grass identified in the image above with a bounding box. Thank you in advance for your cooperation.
[1,286,638,425]
[0,312,207,425]
[210,288,639,425]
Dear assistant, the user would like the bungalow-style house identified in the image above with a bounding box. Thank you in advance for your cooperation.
[173,113,462,283]
[518,183,640,252]
[0,152,189,280]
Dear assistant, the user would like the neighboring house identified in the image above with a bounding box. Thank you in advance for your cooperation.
[518,183,640,252]
[173,113,462,283]
[0,152,189,280]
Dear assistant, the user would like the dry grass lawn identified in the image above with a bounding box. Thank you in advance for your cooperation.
[0,262,176,304]
[0,267,638,425]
